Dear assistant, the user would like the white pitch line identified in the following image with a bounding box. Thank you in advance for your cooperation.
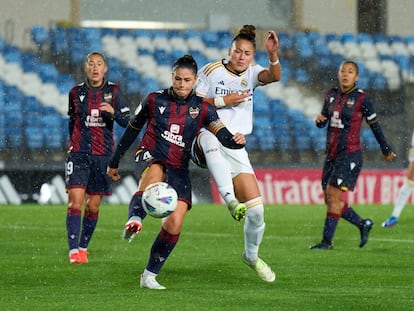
[2,224,414,244]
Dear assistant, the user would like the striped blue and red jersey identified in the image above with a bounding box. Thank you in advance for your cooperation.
[68,79,130,156]
[318,86,392,160]
[109,88,243,170]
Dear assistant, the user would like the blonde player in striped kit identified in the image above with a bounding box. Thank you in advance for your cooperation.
[191,25,281,282]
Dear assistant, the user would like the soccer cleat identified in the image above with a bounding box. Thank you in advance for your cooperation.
[69,251,80,264]
[122,216,142,242]
[140,274,166,290]
[382,216,398,228]
[309,241,333,250]
[242,253,276,283]
[227,200,247,221]
[359,219,373,248]
[78,249,88,264]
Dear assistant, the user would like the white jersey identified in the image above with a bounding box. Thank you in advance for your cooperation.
[196,59,265,135]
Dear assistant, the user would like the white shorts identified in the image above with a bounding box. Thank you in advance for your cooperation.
[220,145,255,178]
[191,129,255,178]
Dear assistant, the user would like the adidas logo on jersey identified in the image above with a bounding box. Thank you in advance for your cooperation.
[218,80,225,85]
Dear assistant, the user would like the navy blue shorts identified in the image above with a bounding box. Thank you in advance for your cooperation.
[134,149,192,209]
[65,152,112,195]
[321,151,363,191]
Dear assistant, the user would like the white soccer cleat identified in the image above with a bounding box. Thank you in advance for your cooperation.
[242,252,276,283]
[122,216,142,243]
[140,274,166,290]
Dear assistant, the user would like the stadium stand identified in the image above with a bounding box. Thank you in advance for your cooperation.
[0,27,411,169]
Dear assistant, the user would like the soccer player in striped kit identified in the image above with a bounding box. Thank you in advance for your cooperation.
[107,55,246,289]
[65,52,131,264]
[191,25,281,282]
[310,60,396,250]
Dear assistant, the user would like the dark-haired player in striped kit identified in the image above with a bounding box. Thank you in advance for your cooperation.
[310,60,396,250]
[107,55,246,289]
[65,52,131,264]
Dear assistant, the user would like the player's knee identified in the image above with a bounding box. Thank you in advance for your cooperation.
[198,131,220,151]
[245,204,264,226]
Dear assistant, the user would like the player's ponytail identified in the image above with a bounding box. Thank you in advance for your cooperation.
[232,25,256,50]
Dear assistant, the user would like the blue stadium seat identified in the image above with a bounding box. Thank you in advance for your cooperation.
[43,127,63,149]
[21,53,40,73]
[31,25,49,47]
[50,27,69,55]
[25,126,44,150]
[39,63,59,83]
[5,127,23,149]
[201,30,219,48]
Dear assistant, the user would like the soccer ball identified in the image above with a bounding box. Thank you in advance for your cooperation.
[142,182,178,218]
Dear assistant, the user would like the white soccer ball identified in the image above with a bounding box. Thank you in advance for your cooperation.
[142,182,178,218]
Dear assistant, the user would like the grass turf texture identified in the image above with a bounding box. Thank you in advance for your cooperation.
[0,203,413,310]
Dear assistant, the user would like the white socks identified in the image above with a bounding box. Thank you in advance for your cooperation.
[392,182,414,217]
[198,132,236,205]
[243,202,265,262]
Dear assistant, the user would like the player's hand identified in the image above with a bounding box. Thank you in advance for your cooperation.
[225,90,251,107]
[266,31,279,53]
[232,132,246,145]
[107,167,121,181]
[99,102,114,115]
[384,152,397,162]
[314,114,327,124]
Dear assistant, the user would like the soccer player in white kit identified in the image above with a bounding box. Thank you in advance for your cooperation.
[383,132,414,228]
[191,25,281,282]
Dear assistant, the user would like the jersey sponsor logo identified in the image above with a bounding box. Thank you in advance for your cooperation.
[161,124,185,147]
[85,108,105,127]
[159,106,166,114]
[330,111,344,129]
[104,93,112,102]
[189,107,200,119]
[346,98,355,107]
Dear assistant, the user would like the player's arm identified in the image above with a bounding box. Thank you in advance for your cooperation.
[257,30,282,84]
[99,87,131,127]
[204,107,245,149]
[363,99,396,161]
[196,68,250,108]
[112,87,131,127]
[68,92,76,138]
[108,102,147,170]
[315,91,331,128]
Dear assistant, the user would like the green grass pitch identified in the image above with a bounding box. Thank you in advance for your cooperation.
[0,203,413,310]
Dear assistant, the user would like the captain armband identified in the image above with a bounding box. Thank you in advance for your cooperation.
[214,97,226,108]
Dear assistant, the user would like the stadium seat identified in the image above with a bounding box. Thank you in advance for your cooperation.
[5,127,23,149]
[31,26,49,47]
[25,126,44,150]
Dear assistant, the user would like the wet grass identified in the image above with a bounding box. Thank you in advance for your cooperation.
[0,203,413,310]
